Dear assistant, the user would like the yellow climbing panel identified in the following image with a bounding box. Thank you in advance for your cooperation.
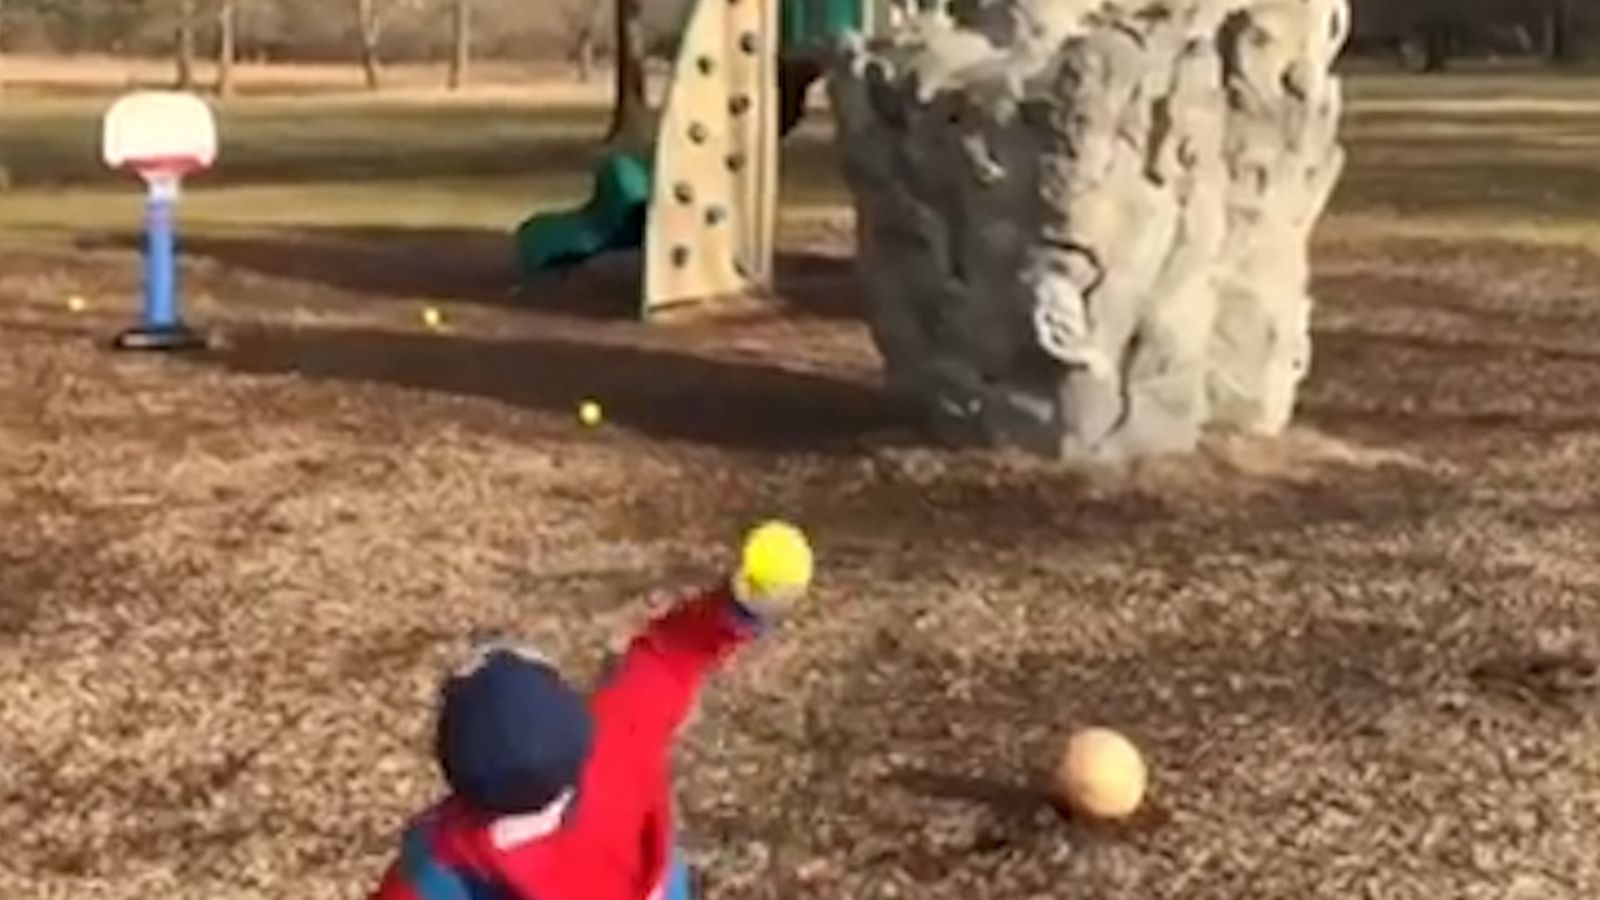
[643,0,780,318]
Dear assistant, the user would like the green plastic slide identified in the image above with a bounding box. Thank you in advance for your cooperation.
[515,151,653,280]
[781,0,864,55]
[515,0,870,284]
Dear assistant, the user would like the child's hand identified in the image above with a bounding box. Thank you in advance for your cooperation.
[731,520,813,621]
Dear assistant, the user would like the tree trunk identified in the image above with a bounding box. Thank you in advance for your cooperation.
[448,0,471,91]
[572,24,597,82]
[1420,20,1451,72]
[830,0,1350,462]
[779,59,822,137]
[605,0,650,145]
[175,0,197,90]
[1546,0,1576,64]
[216,0,237,97]
[357,0,383,91]
[0,0,8,190]
[572,0,606,83]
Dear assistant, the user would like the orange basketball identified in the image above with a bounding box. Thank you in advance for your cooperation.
[1053,727,1147,820]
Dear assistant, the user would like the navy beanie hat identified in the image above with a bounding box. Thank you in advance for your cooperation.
[435,644,595,815]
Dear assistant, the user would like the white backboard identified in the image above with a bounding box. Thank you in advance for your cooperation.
[102,91,219,174]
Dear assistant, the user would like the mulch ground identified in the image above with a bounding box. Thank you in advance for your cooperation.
[2,224,1599,900]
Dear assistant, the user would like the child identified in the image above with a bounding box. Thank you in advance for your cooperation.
[367,521,814,900]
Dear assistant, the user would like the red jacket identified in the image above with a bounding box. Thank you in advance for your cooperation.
[369,586,759,900]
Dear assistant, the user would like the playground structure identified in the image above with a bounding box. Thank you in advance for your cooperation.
[101,91,219,351]
[515,0,894,320]
[514,0,1350,463]
[830,0,1349,462]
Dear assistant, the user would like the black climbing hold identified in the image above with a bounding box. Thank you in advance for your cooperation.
[689,122,709,143]
[674,182,695,204]
[697,55,715,75]
[705,205,727,226]
[729,94,751,115]
[726,153,745,172]
[739,32,759,54]
[671,246,691,268]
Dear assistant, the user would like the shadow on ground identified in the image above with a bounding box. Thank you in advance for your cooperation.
[1301,326,1600,442]
[84,226,863,320]
[212,324,905,452]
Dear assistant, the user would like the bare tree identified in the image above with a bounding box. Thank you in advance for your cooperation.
[606,0,648,144]
[1546,0,1578,63]
[558,0,604,83]
[175,0,198,89]
[447,0,470,90]
[1418,18,1451,71]
[0,0,8,190]
[554,0,605,82]
[216,0,237,97]
[355,0,384,90]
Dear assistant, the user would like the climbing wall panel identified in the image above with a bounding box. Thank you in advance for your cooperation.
[643,0,780,317]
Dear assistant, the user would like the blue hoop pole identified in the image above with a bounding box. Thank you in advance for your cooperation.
[142,174,181,331]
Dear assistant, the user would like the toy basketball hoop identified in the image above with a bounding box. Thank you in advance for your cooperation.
[102,91,218,351]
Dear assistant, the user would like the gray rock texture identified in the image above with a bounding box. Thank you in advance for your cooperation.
[828,0,1349,462]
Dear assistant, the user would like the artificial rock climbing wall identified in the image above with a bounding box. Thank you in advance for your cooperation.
[829,0,1349,462]
[644,0,780,315]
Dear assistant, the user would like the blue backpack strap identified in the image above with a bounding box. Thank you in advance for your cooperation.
[400,819,477,900]
[662,849,694,900]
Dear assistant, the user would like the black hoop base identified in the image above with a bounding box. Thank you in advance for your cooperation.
[113,324,208,352]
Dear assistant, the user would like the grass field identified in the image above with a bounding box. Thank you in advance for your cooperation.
[5,63,1600,239]
[5,60,1600,900]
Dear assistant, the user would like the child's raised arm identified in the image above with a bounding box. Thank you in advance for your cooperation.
[589,583,758,750]
[578,523,812,800]
[589,521,813,756]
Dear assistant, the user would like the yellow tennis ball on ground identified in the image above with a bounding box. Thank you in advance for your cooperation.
[67,295,87,313]
[422,306,444,329]
[1054,727,1147,821]
[579,400,603,426]
[740,520,813,595]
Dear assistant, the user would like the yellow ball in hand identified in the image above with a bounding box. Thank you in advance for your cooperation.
[740,520,813,598]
